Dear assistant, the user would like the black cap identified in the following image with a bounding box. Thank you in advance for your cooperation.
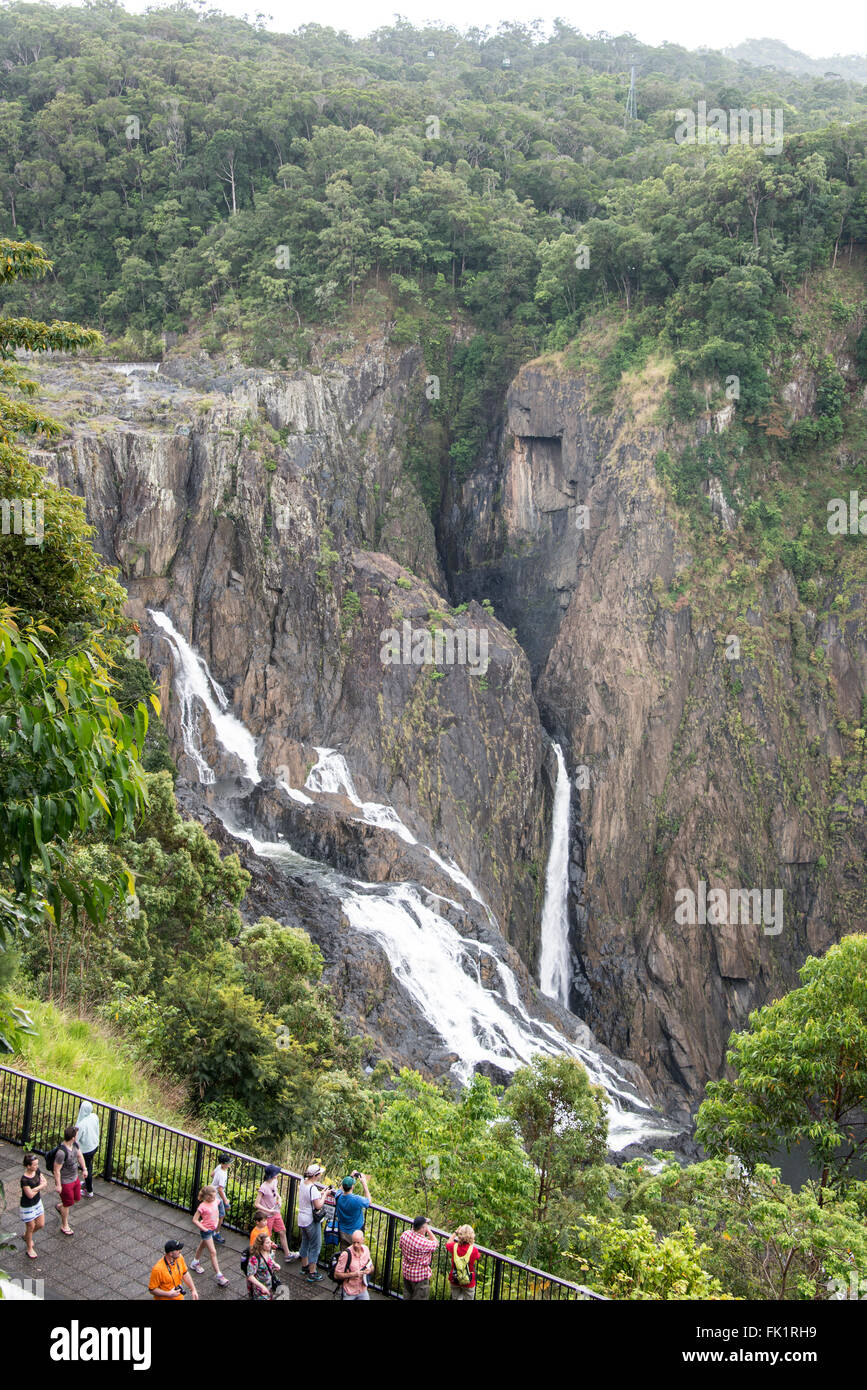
[412,1215,430,1230]
[164,1239,184,1253]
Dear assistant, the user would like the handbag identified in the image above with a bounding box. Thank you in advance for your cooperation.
[305,1181,329,1223]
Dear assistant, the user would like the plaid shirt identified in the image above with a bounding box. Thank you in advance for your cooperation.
[399,1228,438,1282]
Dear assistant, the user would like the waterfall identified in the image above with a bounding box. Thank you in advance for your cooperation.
[148,609,261,784]
[149,614,677,1151]
[539,743,572,1008]
[304,747,492,910]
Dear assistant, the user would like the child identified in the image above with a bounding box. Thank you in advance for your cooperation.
[211,1152,232,1244]
[20,1153,47,1259]
[248,1207,275,1259]
[189,1185,229,1286]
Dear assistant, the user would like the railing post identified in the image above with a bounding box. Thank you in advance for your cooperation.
[21,1077,35,1146]
[102,1108,118,1183]
[286,1175,299,1239]
[381,1213,398,1295]
[491,1257,504,1302]
[190,1140,204,1213]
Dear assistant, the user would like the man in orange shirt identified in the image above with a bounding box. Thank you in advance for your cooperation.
[148,1239,199,1300]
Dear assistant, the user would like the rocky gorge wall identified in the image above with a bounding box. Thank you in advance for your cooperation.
[29,333,866,1117]
[446,352,867,1103]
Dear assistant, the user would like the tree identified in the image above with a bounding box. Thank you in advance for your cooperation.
[0,609,149,1048]
[611,1153,867,1300]
[360,1068,535,1247]
[0,237,154,1048]
[115,771,249,985]
[695,935,867,1197]
[501,1055,609,1220]
[566,1213,730,1300]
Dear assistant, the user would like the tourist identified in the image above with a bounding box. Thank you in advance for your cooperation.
[399,1215,438,1299]
[246,1232,285,1300]
[19,1153,47,1259]
[256,1163,296,1262]
[446,1225,482,1300]
[52,1124,87,1235]
[149,1239,199,1300]
[249,1207,271,1253]
[211,1152,232,1243]
[334,1228,374,1301]
[74,1100,100,1198]
[188,1184,229,1286]
[335,1172,371,1250]
[298,1161,326,1282]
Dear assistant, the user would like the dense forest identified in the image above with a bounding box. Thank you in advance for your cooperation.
[1,5,867,1302]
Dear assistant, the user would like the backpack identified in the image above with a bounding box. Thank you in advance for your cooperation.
[44,1142,65,1173]
[452,1244,474,1287]
[328,1246,352,1288]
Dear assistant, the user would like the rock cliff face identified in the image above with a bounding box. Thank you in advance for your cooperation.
[31,337,864,1117]
[446,354,867,1104]
[30,345,576,1101]
[32,345,548,937]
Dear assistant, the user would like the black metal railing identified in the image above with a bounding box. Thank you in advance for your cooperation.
[0,1065,603,1301]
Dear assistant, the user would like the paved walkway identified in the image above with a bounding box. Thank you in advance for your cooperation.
[0,1140,385,1302]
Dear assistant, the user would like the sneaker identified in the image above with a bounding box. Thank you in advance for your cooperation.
[216,1274,229,1287]
[287,1250,300,1260]
[84,1190,95,1198]
[214,1233,225,1244]
[306,1272,324,1283]
[189,1260,205,1274]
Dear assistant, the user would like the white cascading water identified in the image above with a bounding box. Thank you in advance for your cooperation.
[150,612,675,1150]
[539,743,572,1008]
[304,748,492,913]
[149,610,261,785]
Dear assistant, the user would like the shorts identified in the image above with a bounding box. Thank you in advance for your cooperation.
[402,1277,430,1300]
[21,1201,44,1223]
[450,1283,476,1300]
[199,1229,215,1240]
[217,1199,226,1218]
[60,1179,81,1209]
[266,1212,285,1236]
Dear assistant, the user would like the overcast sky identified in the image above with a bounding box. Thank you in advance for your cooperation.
[116,0,867,58]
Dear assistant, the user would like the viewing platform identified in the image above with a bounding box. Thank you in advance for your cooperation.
[1,1138,353,1302]
[0,1066,602,1303]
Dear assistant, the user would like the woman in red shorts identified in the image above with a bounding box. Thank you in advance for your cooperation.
[256,1164,295,1262]
[53,1124,87,1236]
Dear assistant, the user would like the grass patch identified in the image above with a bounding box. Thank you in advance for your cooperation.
[10,995,194,1129]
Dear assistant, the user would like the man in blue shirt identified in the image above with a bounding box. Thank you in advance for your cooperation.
[335,1173,371,1250]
